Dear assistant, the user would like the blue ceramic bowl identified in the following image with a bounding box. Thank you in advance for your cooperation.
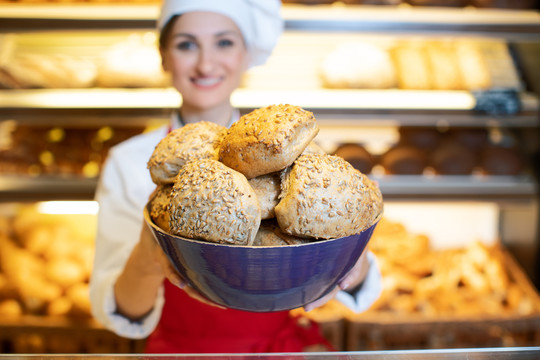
[144,205,380,312]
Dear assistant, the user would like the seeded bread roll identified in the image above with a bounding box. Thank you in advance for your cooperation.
[425,41,463,90]
[219,104,319,179]
[248,172,281,220]
[168,159,261,246]
[253,219,309,247]
[148,121,227,185]
[303,141,327,155]
[253,224,288,246]
[275,153,383,240]
[149,184,173,233]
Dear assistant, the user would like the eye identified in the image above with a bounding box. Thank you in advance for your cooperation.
[175,40,197,51]
[217,38,234,48]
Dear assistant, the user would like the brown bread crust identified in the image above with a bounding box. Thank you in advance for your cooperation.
[219,104,319,179]
[276,153,382,240]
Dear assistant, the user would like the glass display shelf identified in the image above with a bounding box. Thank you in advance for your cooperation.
[1,89,538,128]
[0,174,536,202]
[0,3,539,38]
[0,347,539,360]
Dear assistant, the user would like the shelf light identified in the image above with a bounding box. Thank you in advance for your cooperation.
[232,89,477,110]
[37,201,99,215]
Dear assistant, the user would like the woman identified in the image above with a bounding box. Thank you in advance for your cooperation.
[90,0,381,353]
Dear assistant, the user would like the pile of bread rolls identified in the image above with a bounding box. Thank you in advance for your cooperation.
[292,217,540,322]
[334,126,525,176]
[148,104,383,246]
[320,39,517,91]
[0,123,145,178]
[0,34,169,89]
[0,208,94,319]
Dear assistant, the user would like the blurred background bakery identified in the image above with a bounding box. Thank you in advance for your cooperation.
[0,0,539,354]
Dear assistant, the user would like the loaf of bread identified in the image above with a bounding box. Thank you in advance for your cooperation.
[168,159,261,245]
[275,153,382,240]
[219,104,319,179]
[425,41,463,90]
[0,53,97,89]
[148,121,227,185]
[391,43,432,90]
[96,35,170,88]
[454,40,491,90]
[320,42,397,89]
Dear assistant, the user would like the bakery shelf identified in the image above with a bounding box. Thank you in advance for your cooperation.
[0,3,539,39]
[0,89,537,128]
[0,176,96,202]
[284,5,540,40]
[0,174,535,203]
[0,315,145,353]
[375,174,538,200]
[0,4,158,31]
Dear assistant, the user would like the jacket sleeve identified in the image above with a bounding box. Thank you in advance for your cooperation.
[89,142,165,339]
[334,251,382,313]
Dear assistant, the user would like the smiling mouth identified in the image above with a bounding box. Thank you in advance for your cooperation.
[192,77,222,87]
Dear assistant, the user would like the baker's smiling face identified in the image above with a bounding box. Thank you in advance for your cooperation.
[161,11,250,112]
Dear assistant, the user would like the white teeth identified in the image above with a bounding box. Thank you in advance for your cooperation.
[194,77,221,86]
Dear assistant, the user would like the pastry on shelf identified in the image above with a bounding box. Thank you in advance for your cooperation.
[0,34,97,89]
[380,144,428,175]
[333,142,375,174]
[96,34,170,88]
[430,140,477,175]
[424,40,464,90]
[480,145,524,175]
[320,41,397,89]
[398,127,442,150]
[454,39,492,91]
[391,42,432,90]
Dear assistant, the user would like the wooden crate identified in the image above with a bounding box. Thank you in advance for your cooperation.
[0,316,146,353]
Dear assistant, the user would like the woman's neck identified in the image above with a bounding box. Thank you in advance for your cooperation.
[179,102,233,128]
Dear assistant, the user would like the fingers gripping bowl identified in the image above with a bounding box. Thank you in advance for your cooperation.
[146,104,383,312]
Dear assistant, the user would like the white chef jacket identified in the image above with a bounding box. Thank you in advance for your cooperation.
[89,114,382,339]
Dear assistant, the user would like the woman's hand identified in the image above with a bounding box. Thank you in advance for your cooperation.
[114,189,224,321]
[303,251,370,312]
[141,223,225,309]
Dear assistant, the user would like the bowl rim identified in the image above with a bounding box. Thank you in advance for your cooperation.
[144,201,383,249]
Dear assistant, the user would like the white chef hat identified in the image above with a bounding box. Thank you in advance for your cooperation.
[157,0,283,68]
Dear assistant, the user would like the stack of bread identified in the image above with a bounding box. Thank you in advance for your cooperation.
[365,218,538,317]
[292,217,539,323]
[0,207,95,319]
[147,104,383,246]
[0,33,169,89]
[320,39,511,91]
[0,124,145,178]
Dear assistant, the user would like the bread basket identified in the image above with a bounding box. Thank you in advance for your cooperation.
[144,203,380,312]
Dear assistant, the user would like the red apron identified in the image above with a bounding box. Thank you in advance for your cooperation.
[145,281,333,353]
